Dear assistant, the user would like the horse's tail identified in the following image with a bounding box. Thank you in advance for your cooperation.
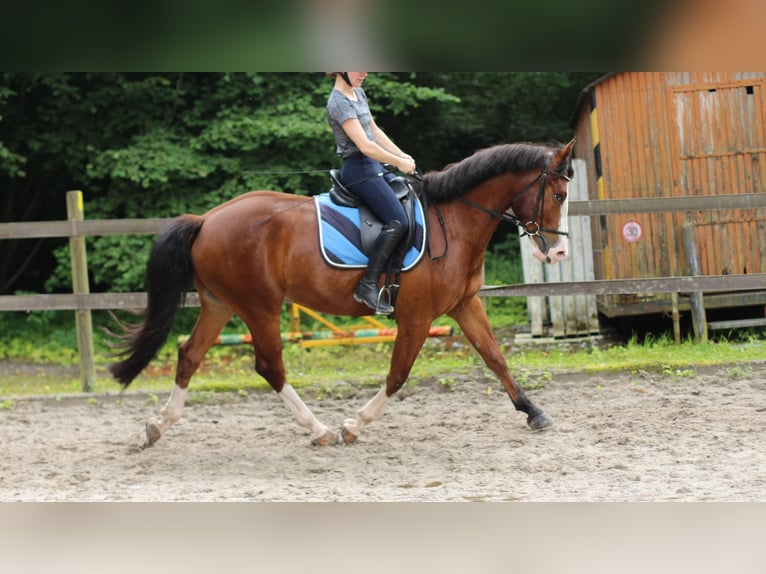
[108,215,203,387]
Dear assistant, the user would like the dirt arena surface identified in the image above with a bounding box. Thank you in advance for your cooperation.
[1,364,764,501]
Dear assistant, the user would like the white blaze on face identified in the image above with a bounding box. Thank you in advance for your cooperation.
[530,182,570,265]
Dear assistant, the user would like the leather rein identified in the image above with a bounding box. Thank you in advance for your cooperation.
[453,151,570,254]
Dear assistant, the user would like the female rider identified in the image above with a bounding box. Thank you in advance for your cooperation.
[326,72,417,314]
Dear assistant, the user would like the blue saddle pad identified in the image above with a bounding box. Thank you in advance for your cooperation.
[314,193,426,270]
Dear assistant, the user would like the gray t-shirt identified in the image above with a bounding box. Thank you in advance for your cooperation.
[326,87,375,158]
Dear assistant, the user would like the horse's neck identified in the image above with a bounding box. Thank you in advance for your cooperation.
[447,183,505,250]
[474,172,527,212]
[450,171,534,248]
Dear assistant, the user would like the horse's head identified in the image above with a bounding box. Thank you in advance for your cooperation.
[515,139,574,265]
[422,139,576,265]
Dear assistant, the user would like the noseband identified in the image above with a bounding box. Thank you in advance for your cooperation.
[456,151,570,254]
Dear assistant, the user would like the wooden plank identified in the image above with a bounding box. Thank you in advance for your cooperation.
[568,193,766,216]
[567,160,598,334]
[548,273,564,337]
[0,218,170,239]
[543,202,566,337]
[3,276,761,313]
[599,291,766,318]
[518,228,545,336]
[0,220,75,239]
[671,292,681,344]
[682,221,708,342]
[708,318,766,330]
[77,219,170,236]
[0,292,200,312]
[480,273,766,297]
[3,279,762,311]
[545,219,568,337]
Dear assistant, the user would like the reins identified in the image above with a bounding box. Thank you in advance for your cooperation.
[452,151,570,255]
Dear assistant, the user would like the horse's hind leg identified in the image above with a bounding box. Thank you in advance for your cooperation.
[449,295,554,430]
[142,290,232,448]
[241,310,337,446]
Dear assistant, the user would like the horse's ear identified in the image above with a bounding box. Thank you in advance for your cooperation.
[552,138,576,168]
[561,138,576,158]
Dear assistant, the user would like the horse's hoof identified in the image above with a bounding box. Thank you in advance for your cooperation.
[528,412,554,430]
[311,430,338,447]
[144,422,162,448]
[341,426,358,445]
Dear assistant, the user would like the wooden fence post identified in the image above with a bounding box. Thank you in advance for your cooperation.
[671,291,681,345]
[66,190,96,392]
[682,221,708,343]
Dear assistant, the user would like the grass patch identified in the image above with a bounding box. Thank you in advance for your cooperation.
[506,335,765,375]
[1,323,764,399]
[1,294,764,399]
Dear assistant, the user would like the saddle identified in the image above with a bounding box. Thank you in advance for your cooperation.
[327,169,420,309]
[328,169,418,257]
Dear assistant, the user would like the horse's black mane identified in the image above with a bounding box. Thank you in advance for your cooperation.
[422,142,570,202]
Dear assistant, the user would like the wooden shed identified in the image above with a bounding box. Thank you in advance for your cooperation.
[570,72,766,320]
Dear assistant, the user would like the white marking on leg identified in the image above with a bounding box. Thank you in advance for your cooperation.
[279,383,329,442]
[343,386,390,437]
[154,385,187,435]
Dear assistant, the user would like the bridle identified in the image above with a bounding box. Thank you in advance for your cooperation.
[455,151,571,254]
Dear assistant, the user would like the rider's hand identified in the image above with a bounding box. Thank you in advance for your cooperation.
[398,157,416,175]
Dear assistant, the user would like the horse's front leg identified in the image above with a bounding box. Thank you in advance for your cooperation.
[449,295,554,430]
[341,322,430,444]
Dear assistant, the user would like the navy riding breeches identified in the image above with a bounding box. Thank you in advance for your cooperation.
[341,155,409,234]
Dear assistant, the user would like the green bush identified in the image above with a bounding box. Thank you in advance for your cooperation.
[482,234,528,327]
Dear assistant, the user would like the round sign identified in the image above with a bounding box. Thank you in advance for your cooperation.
[622,220,643,243]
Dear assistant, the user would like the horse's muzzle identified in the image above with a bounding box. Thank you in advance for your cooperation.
[531,242,569,265]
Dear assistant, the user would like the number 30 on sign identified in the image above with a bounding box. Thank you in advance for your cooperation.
[622,220,643,243]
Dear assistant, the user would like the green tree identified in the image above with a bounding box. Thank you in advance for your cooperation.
[0,73,456,293]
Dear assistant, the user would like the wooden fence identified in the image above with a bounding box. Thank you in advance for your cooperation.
[520,159,598,337]
[520,159,766,338]
[2,190,766,391]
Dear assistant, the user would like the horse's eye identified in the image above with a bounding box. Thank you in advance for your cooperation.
[553,192,567,203]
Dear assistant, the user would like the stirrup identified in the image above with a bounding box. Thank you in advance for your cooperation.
[354,285,394,315]
[375,285,396,314]
[378,284,398,311]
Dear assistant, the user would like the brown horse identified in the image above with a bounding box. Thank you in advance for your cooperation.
[110,140,575,448]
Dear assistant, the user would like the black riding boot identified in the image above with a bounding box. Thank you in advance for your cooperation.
[354,220,404,314]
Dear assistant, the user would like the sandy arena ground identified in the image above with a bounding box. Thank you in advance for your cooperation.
[1,364,764,501]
